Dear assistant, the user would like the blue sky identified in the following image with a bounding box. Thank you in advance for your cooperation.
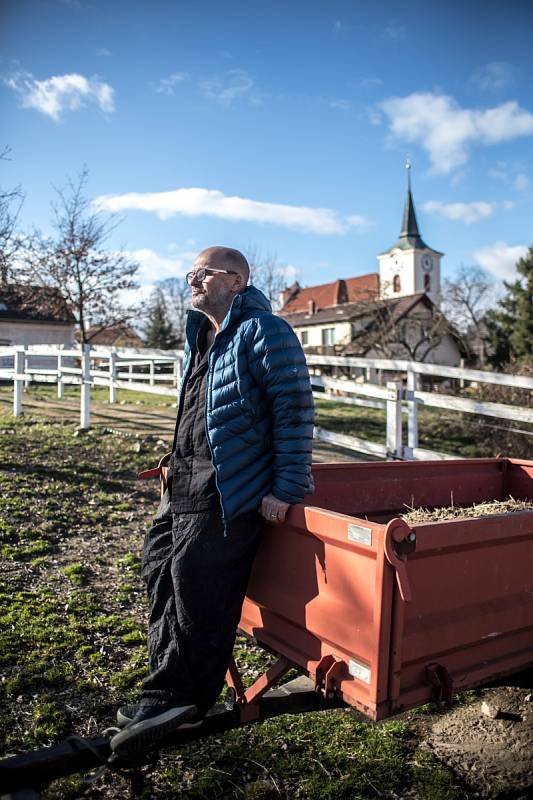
[2,0,533,300]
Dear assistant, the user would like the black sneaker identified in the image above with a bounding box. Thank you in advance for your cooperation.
[110,705,200,758]
[116,704,142,727]
[116,703,205,728]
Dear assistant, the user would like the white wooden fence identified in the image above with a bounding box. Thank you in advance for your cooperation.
[1,344,532,461]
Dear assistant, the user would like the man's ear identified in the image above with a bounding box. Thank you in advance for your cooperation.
[231,273,246,293]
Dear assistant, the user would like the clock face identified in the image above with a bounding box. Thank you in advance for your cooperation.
[421,255,433,272]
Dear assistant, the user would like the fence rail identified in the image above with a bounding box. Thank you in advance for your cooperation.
[1,344,531,460]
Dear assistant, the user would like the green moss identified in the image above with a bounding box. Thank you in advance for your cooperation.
[117,551,142,574]
[161,712,410,799]
[31,556,50,569]
[63,563,90,586]
[410,748,463,800]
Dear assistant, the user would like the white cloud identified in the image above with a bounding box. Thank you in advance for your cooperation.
[472,242,528,281]
[378,92,533,173]
[422,200,496,224]
[127,248,193,284]
[96,48,112,57]
[382,24,406,41]
[4,70,114,120]
[154,72,187,95]
[199,69,254,105]
[360,77,383,89]
[329,99,351,112]
[94,187,373,235]
[333,20,342,32]
[471,61,516,91]
[514,173,530,191]
[345,214,375,230]
[488,161,509,180]
[117,248,196,308]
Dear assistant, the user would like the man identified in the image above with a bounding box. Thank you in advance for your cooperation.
[111,246,314,757]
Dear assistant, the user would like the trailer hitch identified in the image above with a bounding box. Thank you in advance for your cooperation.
[314,655,348,700]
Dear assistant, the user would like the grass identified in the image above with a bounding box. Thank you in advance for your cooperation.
[7,382,177,408]
[0,412,468,799]
[314,397,533,458]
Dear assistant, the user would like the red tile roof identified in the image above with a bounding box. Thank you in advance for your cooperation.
[280,273,379,313]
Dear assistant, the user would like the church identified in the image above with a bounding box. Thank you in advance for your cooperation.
[278,175,462,365]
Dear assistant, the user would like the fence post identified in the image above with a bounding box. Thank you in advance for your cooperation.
[109,348,117,404]
[406,369,419,458]
[459,357,465,390]
[386,380,403,459]
[149,359,155,387]
[57,345,64,399]
[80,344,91,429]
[13,347,25,417]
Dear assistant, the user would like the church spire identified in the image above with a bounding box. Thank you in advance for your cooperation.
[399,159,424,245]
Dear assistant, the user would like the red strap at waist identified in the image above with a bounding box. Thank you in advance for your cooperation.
[138,466,163,480]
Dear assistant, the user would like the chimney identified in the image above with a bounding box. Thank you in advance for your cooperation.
[279,281,301,310]
[308,299,316,315]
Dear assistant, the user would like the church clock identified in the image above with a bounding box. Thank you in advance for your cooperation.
[421,254,433,272]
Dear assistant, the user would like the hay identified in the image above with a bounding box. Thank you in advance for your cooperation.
[401,496,533,525]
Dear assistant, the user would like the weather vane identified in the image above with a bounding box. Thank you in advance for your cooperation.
[405,156,412,189]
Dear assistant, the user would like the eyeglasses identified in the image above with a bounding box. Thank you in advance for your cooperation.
[186,267,237,285]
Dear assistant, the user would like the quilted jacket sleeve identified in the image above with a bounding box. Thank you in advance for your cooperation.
[247,314,314,505]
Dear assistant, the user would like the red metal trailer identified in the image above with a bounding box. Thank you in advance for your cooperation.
[3,457,533,793]
[236,457,533,721]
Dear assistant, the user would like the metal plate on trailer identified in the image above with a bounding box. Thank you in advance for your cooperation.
[348,524,372,546]
[349,659,371,684]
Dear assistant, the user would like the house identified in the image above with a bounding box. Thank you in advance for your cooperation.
[0,284,75,347]
[78,323,145,348]
[279,173,461,366]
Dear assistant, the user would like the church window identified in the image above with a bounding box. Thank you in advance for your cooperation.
[322,327,335,346]
[393,274,401,293]
[424,274,431,292]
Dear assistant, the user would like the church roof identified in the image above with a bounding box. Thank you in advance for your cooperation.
[280,273,379,313]
[380,180,443,255]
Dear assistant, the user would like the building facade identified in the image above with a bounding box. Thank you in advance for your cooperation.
[278,178,461,366]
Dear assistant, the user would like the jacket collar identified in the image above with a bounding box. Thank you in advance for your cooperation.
[184,285,271,348]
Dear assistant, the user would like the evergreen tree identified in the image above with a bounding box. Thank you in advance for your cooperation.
[487,246,533,367]
[144,289,179,349]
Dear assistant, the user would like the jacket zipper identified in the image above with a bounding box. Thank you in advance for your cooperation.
[205,342,228,535]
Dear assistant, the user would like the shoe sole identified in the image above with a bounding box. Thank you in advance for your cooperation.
[110,706,198,757]
[116,707,204,729]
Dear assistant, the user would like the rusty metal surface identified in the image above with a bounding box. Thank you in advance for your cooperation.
[240,458,533,721]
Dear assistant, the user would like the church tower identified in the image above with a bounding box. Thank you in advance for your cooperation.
[377,163,443,304]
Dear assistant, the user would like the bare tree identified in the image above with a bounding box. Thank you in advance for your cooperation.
[346,293,454,362]
[21,168,139,342]
[155,276,191,344]
[246,245,288,310]
[441,266,495,366]
[0,146,25,284]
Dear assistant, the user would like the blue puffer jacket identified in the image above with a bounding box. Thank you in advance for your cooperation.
[177,285,314,524]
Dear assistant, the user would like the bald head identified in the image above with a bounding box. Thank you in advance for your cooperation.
[197,246,250,287]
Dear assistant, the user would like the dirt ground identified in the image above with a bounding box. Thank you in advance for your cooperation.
[404,681,533,799]
[2,396,533,798]
[0,390,372,464]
